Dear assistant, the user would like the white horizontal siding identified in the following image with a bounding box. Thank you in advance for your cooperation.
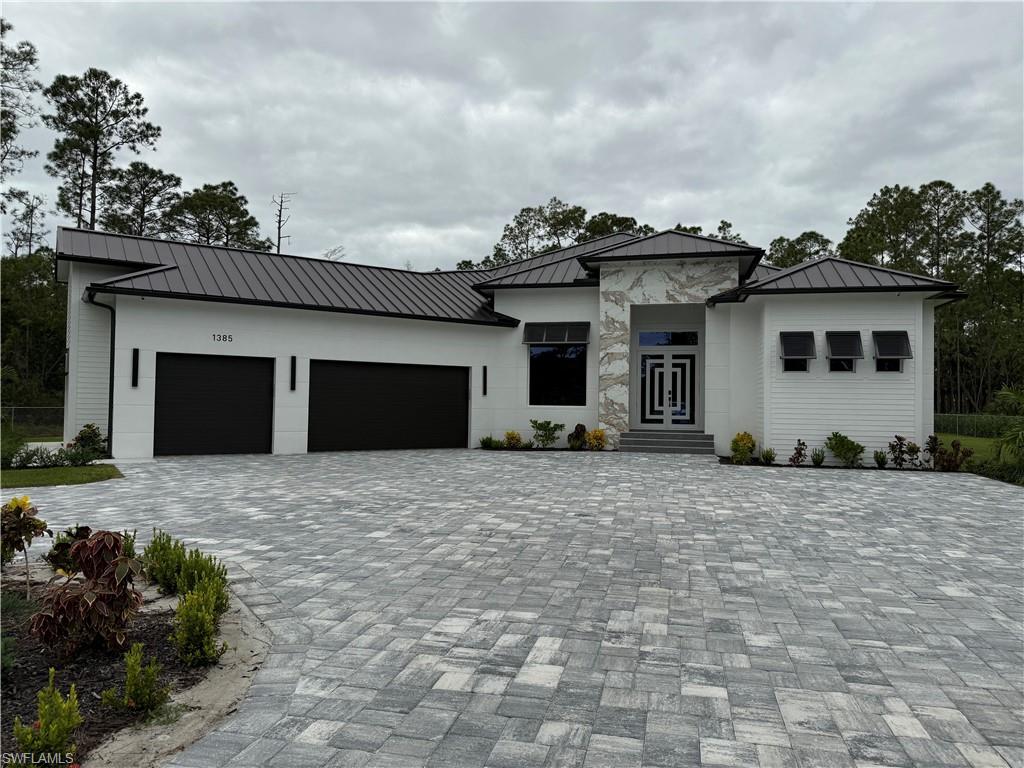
[763,294,926,459]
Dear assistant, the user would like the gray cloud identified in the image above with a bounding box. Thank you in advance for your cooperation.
[5,1,1022,269]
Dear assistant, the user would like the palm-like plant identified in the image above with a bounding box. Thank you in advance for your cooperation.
[993,387,1024,464]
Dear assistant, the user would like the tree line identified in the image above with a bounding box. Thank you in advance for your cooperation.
[1,18,1021,414]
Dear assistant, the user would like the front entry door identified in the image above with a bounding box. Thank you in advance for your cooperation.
[638,350,697,428]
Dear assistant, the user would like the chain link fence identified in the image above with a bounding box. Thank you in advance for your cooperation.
[2,407,64,440]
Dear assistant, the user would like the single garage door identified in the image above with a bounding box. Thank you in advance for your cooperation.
[308,360,469,451]
[154,353,274,456]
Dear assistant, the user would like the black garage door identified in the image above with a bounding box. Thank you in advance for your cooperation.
[154,353,274,456]
[308,360,469,451]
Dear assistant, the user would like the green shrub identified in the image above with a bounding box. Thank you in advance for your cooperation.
[1,430,26,469]
[966,458,1024,485]
[825,432,864,467]
[584,429,607,451]
[479,435,502,450]
[934,413,1017,438]
[13,668,82,760]
[172,581,227,666]
[873,450,888,468]
[68,423,106,455]
[730,432,755,464]
[811,448,826,467]
[143,529,187,593]
[529,420,565,449]
[567,424,587,451]
[788,439,807,466]
[759,447,776,465]
[521,439,535,449]
[503,431,523,449]
[121,529,137,560]
[8,445,96,469]
[43,525,93,573]
[177,549,229,615]
[101,643,169,713]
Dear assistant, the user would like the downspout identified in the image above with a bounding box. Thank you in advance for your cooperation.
[84,287,116,458]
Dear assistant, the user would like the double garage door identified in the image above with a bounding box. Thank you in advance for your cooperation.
[153,353,468,455]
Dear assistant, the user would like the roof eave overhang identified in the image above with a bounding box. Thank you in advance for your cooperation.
[87,284,522,328]
[578,248,763,269]
[476,279,599,292]
[707,284,963,307]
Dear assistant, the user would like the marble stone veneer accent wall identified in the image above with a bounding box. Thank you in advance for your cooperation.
[598,258,739,446]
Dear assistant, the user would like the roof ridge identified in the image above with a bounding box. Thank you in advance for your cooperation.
[476,232,638,286]
[748,256,952,288]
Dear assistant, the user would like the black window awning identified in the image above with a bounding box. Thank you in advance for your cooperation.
[523,322,590,344]
[826,331,864,359]
[873,331,913,359]
[779,332,816,359]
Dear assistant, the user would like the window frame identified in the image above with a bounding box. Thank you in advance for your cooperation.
[829,358,856,373]
[876,358,903,373]
[783,358,809,373]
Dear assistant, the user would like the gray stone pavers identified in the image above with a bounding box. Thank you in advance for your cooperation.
[9,449,1022,767]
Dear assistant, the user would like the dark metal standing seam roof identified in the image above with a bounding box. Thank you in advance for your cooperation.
[707,256,963,304]
[56,228,519,327]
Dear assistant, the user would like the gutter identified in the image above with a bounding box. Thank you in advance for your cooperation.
[84,287,116,457]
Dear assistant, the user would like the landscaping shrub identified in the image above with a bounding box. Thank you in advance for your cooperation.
[934,413,1016,438]
[923,435,940,468]
[1,495,52,595]
[759,447,776,465]
[177,549,229,615]
[142,529,187,593]
[172,580,228,666]
[567,424,587,451]
[992,388,1024,463]
[873,450,888,468]
[529,420,565,449]
[122,529,137,559]
[934,439,974,472]
[478,435,503,450]
[8,444,97,469]
[966,458,1024,486]
[730,432,755,464]
[504,431,523,449]
[825,432,864,467]
[584,429,607,451]
[521,439,535,449]
[1,430,26,469]
[68,423,106,456]
[811,448,826,467]
[101,642,169,714]
[31,531,144,654]
[888,435,910,469]
[44,525,93,573]
[13,668,82,761]
[788,439,807,467]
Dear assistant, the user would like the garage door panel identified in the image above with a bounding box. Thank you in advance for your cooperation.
[308,360,468,451]
[154,353,274,455]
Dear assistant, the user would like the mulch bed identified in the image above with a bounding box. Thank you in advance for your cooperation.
[1,582,207,759]
[715,456,936,471]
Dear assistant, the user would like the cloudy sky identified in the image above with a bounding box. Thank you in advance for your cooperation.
[5,2,1023,269]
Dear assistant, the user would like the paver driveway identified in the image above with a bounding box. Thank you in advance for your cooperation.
[10,451,1024,768]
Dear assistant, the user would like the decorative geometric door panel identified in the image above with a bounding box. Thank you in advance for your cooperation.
[638,351,696,428]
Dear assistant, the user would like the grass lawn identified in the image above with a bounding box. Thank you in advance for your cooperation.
[1,464,123,489]
[937,433,999,462]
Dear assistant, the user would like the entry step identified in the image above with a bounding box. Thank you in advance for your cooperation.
[619,431,716,454]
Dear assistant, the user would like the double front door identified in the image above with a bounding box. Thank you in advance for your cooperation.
[637,347,697,429]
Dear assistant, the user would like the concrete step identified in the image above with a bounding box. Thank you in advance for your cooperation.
[619,444,717,455]
[619,439,716,449]
[620,431,714,443]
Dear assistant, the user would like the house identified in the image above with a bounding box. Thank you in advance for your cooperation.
[55,227,963,459]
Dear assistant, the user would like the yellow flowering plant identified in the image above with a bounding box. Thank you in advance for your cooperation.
[1,495,53,598]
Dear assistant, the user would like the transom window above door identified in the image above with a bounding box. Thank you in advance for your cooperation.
[638,331,699,346]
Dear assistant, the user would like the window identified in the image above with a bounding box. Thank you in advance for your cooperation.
[523,323,589,344]
[826,331,863,373]
[529,345,586,405]
[873,331,912,373]
[779,332,815,372]
[524,322,590,406]
[638,331,699,346]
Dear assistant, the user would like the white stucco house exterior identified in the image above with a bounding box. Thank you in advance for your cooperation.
[56,227,962,460]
